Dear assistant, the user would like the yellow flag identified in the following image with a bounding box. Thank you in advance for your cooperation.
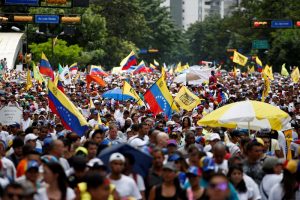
[175,62,184,73]
[291,67,300,83]
[154,59,159,66]
[33,63,44,84]
[248,66,255,74]
[261,73,270,102]
[255,56,263,67]
[89,98,95,109]
[281,63,289,77]
[122,81,144,106]
[150,63,156,70]
[233,51,248,66]
[182,63,190,70]
[264,65,274,80]
[233,67,237,77]
[175,86,201,111]
[161,67,166,80]
[26,70,33,91]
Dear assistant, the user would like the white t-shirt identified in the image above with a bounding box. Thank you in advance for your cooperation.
[244,174,261,200]
[109,175,141,199]
[260,174,282,200]
[34,187,75,200]
[214,160,228,175]
[129,173,145,192]
[237,190,254,200]
[269,182,300,200]
[1,157,16,181]
[88,119,98,127]
[20,118,32,131]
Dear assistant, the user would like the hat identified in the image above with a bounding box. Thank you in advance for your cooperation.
[26,160,39,171]
[284,159,298,174]
[199,157,215,172]
[75,147,88,156]
[163,162,177,171]
[87,158,105,168]
[24,134,38,143]
[167,153,182,162]
[209,133,221,141]
[262,157,282,172]
[94,100,100,104]
[187,166,202,176]
[167,139,177,147]
[41,155,59,163]
[166,121,176,126]
[109,153,125,163]
[43,137,53,146]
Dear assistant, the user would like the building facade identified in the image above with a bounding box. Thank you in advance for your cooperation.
[162,0,240,29]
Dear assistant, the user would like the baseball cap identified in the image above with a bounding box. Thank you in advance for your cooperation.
[163,162,177,172]
[166,121,176,126]
[109,153,125,163]
[87,158,106,169]
[24,134,38,143]
[209,133,221,141]
[167,153,182,162]
[75,147,88,156]
[0,140,7,149]
[167,139,177,147]
[262,157,283,172]
[200,157,215,172]
[26,160,39,171]
[187,166,202,176]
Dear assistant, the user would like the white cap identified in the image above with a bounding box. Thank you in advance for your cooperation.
[87,158,104,168]
[109,153,125,163]
[166,121,176,126]
[209,133,221,141]
[24,133,38,143]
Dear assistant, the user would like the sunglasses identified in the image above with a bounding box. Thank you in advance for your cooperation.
[209,182,228,191]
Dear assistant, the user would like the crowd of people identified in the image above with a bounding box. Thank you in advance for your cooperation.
[0,66,299,200]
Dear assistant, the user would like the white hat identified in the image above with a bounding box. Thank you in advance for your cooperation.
[209,133,221,141]
[109,153,125,163]
[166,121,176,126]
[24,133,38,143]
[87,158,105,168]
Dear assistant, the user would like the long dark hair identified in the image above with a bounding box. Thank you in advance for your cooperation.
[282,169,297,200]
[44,162,68,200]
[227,165,247,193]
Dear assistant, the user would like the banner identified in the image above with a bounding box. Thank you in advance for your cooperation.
[175,86,201,111]
[0,106,23,125]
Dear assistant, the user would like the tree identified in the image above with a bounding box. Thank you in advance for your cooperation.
[140,0,188,64]
[29,39,82,68]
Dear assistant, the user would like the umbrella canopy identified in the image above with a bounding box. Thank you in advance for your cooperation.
[198,100,290,131]
[102,88,135,101]
[98,144,152,177]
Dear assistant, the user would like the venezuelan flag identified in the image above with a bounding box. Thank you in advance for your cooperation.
[256,56,263,72]
[90,65,108,76]
[120,51,137,70]
[48,80,89,136]
[144,76,178,119]
[39,53,54,80]
[69,63,78,72]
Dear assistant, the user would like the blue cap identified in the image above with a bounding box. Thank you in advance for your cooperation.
[43,137,53,146]
[187,166,202,176]
[168,153,182,162]
[26,160,39,171]
[201,157,215,172]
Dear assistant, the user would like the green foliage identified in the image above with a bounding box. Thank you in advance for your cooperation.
[29,39,82,68]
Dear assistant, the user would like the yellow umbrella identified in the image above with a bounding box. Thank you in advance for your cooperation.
[198,100,290,131]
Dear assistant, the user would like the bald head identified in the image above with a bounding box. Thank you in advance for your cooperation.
[156,132,169,148]
[213,142,226,164]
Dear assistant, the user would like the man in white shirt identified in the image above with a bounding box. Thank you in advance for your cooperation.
[108,153,141,200]
[20,110,32,132]
[213,142,228,175]
[88,111,99,128]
